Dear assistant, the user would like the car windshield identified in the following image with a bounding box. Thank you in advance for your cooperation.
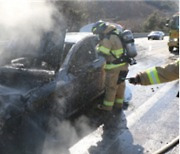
[150,31,161,35]
[62,32,95,64]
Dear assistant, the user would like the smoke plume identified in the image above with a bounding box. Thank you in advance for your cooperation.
[0,0,65,65]
[42,115,94,154]
[0,1,95,154]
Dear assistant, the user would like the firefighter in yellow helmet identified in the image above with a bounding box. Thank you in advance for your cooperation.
[92,20,129,111]
[129,59,179,85]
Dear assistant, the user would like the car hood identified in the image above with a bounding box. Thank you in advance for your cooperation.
[0,20,66,104]
[0,23,66,69]
[0,64,59,110]
[0,75,66,133]
[0,22,67,132]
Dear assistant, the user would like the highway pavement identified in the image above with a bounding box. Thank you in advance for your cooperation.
[69,37,179,154]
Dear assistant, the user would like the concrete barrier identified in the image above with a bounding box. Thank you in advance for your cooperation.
[134,33,168,38]
[133,33,149,38]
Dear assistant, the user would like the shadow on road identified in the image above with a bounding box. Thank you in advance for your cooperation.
[86,109,144,154]
[70,95,144,154]
[0,95,144,154]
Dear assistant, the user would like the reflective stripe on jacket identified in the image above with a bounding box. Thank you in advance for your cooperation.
[97,44,126,69]
[97,45,124,58]
[146,67,161,84]
[97,28,126,70]
[138,60,179,85]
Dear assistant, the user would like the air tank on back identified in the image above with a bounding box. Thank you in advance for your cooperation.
[122,29,137,58]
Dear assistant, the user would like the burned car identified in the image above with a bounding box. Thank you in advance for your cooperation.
[0,31,132,153]
[0,31,106,153]
[0,32,106,125]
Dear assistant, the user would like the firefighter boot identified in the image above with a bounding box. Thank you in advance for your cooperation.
[123,101,129,110]
[97,104,113,111]
[114,98,123,109]
[114,103,123,109]
[114,102,123,110]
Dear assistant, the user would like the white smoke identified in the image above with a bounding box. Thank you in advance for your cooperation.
[0,0,54,39]
[0,1,95,153]
[0,0,65,65]
[42,115,94,154]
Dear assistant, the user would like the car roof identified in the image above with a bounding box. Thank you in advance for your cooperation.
[65,32,94,44]
[150,31,163,33]
[79,22,123,33]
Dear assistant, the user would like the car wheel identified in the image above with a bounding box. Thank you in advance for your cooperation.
[148,37,150,40]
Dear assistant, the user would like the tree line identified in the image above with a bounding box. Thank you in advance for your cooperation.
[55,1,177,33]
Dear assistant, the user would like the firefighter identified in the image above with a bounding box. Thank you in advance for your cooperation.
[129,59,179,85]
[92,20,129,111]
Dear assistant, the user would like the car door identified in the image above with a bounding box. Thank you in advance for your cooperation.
[67,36,105,110]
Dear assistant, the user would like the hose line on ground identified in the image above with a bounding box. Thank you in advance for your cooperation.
[153,136,179,154]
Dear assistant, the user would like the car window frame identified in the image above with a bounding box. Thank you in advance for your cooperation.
[67,35,99,75]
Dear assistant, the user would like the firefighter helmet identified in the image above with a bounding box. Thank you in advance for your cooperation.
[92,20,107,34]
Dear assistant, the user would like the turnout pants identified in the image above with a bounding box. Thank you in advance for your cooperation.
[103,64,128,108]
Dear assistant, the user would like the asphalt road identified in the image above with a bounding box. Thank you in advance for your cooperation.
[68,37,179,154]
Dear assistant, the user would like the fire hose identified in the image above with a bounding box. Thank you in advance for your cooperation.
[153,136,179,154]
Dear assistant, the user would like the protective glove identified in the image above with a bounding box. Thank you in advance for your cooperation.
[129,75,141,85]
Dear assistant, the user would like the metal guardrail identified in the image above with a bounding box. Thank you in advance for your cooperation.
[133,33,149,38]
[134,33,168,38]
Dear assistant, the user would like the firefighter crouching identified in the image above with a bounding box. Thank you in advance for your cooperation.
[129,59,179,85]
[92,20,129,111]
